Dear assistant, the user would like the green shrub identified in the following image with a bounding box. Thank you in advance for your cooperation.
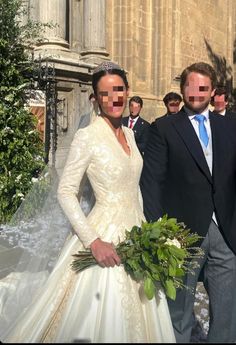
[0,0,51,222]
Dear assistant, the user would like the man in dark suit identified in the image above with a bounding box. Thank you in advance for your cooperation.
[211,86,236,119]
[122,96,150,156]
[141,62,236,343]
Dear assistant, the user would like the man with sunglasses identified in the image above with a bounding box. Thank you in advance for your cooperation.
[160,92,182,118]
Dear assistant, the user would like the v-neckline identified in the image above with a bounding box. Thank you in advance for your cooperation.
[100,117,131,158]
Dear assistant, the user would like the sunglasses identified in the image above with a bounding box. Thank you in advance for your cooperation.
[168,102,180,106]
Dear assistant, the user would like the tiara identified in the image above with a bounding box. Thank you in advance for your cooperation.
[93,61,123,74]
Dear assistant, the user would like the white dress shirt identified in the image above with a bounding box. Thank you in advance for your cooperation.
[128,115,139,128]
[218,109,226,116]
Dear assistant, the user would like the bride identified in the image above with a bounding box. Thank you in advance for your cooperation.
[0,61,176,343]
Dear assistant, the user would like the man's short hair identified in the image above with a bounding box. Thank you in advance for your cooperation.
[163,92,182,105]
[129,96,143,108]
[180,62,217,92]
[211,86,229,103]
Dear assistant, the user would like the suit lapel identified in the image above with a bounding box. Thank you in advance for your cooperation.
[172,111,213,184]
[133,116,141,130]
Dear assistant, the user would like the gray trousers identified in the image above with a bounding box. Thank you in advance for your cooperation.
[167,220,236,343]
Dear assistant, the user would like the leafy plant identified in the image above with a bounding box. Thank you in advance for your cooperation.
[71,215,204,300]
[0,0,54,222]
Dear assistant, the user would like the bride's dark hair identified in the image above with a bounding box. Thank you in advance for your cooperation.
[92,62,129,96]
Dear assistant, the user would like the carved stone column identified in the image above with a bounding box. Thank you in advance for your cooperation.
[80,0,109,63]
[31,0,69,50]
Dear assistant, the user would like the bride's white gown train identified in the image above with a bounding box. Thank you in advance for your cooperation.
[1,117,176,343]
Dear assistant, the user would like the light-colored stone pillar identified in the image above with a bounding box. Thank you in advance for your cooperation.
[80,0,109,63]
[31,0,69,50]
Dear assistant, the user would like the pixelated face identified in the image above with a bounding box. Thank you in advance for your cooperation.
[129,101,141,117]
[213,94,228,113]
[182,72,215,113]
[97,74,128,118]
[166,100,181,114]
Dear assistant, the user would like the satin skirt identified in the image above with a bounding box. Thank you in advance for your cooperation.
[2,234,176,343]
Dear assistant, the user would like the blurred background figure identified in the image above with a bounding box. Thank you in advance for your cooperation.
[78,93,99,129]
[211,87,236,118]
[122,95,150,156]
[161,92,183,118]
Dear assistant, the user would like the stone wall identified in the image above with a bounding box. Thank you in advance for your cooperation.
[106,0,235,122]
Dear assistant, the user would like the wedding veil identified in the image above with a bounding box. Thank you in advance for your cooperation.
[0,102,96,339]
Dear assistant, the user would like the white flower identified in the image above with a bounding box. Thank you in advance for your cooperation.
[165,238,181,248]
[3,126,14,134]
[28,130,34,135]
[13,192,25,201]
[34,155,44,161]
[17,192,24,198]
[16,174,22,182]
[31,177,39,183]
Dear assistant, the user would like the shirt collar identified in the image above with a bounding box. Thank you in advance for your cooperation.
[218,109,226,116]
[184,106,209,120]
[129,115,139,121]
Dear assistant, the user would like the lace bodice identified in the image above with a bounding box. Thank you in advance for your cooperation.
[57,116,144,248]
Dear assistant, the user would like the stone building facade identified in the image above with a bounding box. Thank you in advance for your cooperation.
[106,0,236,121]
[25,0,236,169]
[26,0,110,172]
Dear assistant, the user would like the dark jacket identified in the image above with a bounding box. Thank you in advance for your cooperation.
[225,110,236,119]
[122,116,150,155]
[140,108,236,253]
[156,113,175,120]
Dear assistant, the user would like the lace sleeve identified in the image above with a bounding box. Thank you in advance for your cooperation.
[57,128,98,248]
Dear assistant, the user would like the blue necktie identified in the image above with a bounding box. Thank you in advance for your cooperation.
[194,114,209,147]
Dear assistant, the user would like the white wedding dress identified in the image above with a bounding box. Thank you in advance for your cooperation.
[1,116,176,343]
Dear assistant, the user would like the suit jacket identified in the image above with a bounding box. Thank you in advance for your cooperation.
[225,109,236,119]
[155,113,168,121]
[140,108,236,253]
[122,116,150,155]
[156,113,176,120]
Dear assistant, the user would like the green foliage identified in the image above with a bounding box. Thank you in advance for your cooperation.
[0,0,50,222]
[71,215,204,301]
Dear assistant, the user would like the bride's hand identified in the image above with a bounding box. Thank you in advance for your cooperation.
[90,238,121,268]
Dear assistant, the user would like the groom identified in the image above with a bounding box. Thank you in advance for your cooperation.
[141,62,236,343]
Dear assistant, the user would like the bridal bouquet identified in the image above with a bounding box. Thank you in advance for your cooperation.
[71,215,204,300]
